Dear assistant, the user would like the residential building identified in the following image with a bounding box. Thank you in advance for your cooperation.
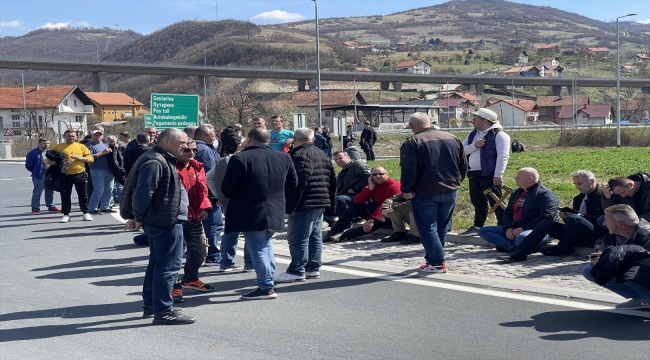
[439,91,479,106]
[438,98,474,125]
[562,48,578,56]
[586,47,611,58]
[536,95,590,123]
[379,99,441,123]
[486,99,540,126]
[540,57,560,66]
[621,94,650,122]
[0,85,93,140]
[544,65,564,77]
[354,67,372,72]
[85,92,144,122]
[635,54,649,63]
[536,44,559,54]
[343,41,357,49]
[501,66,540,77]
[557,104,614,125]
[499,50,529,65]
[395,60,431,74]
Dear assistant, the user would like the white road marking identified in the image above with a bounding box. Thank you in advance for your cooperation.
[0,177,31,181]
[109,212,648,318]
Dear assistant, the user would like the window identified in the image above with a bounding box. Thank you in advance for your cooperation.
[13,130,21,135]
[12,114,20,120]
[73,99,77,107]
[63,100,68,106]
[325,111,332,117]
[12,121,21,127]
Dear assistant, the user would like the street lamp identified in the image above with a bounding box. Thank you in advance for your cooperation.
[353,76,362,125]
[312,0,322,127]
[511,78,515,127]
[446,78,455,127]
[616,13,636,147]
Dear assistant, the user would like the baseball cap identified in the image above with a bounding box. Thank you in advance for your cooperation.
[470,108,498,123]
[92,130,103,135]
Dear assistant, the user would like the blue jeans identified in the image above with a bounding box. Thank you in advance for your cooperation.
[244,230,276,290]
[31,175,54,210]
[113,182,123,203]
[286,208,324,276]
[142,222,183,315]
[219,205,252,269]
[411,190,457,266]
[583,264,650,302]
[203,199,223,262]
[516,215,599,256]
[335,194,355,217]
[88,169,114,211]
[478,226,551,252]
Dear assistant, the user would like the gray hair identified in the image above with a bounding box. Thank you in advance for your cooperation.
[105,135,117,142]
[157,128,185,143]
[570,169,595,182]
[186,138,196,145]
[294,128,314,141]
[194,125,212,140]
[605,204,640,227]
[408,112,431,128]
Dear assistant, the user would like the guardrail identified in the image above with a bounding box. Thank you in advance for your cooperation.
[376,123,649,134]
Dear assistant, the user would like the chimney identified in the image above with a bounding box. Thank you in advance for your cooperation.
[583,104,588,109]
[36,85,40,90]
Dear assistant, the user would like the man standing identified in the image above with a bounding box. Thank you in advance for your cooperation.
[344,125,356,147]
[118,131,131,147]
[501,170,605,262]
[400,113,466,273]
[583,204,650,310]
[26,138,59,214]
[602,173,650,222]
[269,115,294,152]
[251,117,267,129]
[194,125,223,266]
[126,126,157,150]
[123,133,151,176]
[359,121,377,161]
[478,168,559,256]
[220,123,243,156]
[49,130,94,223]
[121,128,195,325]
[322,127,333,159]
[86,130,116,214]
[275,128,336,283]
[459,108,510,236]
[221,128,297,299]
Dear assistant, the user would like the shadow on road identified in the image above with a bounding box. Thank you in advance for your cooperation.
[500,310,650,341]
[31,256,148,272]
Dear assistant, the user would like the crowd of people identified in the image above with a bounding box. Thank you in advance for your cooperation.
[25,110,650,325]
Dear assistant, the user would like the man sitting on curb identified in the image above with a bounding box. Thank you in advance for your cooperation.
[601,173,650,223]
[583,204,650,310]
[324,166,400,243]
[478,167,558,256]
[380,194,420,245]
[323,151,371,225]
[500,169,605,262]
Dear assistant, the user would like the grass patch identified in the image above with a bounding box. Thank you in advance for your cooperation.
[369,147,650,232]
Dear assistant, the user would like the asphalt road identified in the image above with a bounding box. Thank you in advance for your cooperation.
[1,162,648,359]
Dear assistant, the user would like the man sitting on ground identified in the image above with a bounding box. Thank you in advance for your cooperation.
[324,151,371,225]
[381,194,420,245]
[583,204,650,310]
[601,173,650,222]
[324,166,400,243]
[478,167,559,255]
[500,169,606,262]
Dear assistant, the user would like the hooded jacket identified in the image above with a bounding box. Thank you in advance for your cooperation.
[463,121,510,178]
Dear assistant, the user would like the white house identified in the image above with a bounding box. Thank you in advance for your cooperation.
[540,57,560,66]
[499,50,529,66]
[558,104,614,125]
[0,85,94,140]
[486,99,539,126]
[395,60,431,74]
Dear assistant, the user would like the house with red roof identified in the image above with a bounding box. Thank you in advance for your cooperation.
[499,50,528,65]
[557,104,614,125]
[0,85,94,138]
[395,60,431,74]
[586,47,611,58]
[486,99,540,126]
[536,95,590,122]
[85,92,144,122]
[635,54,649,63]
[535,44,559,54]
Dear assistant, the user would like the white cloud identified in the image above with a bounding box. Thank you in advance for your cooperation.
[638,19,650,24]
[0,20,21,28]
[250,10,304,23]
[38,21,92,30]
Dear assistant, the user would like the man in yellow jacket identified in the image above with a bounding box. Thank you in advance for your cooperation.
[49,130,94,223]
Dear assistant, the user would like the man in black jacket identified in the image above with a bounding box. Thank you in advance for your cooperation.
[220,123,242,156]
[501,170,606,262]
[332,151,371,216]
[123,133,151,176]
[359,121,377,161]
[275,128,336,283]
[583,204,650,310]
[221,128,298,299]
[601,172,650,222]
[121,128,195,325]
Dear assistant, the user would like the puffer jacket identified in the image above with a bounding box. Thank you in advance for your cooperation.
[285,143,336,213]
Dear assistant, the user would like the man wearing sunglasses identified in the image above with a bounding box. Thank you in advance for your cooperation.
[324,166,400,243]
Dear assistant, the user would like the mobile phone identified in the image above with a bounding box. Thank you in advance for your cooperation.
[559,207,579,214]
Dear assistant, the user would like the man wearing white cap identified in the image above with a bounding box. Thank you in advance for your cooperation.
[459,108,511,237]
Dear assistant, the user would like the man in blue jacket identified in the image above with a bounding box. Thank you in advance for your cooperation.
[478,167,559,257]
[221,128,297,299]
[26,138,59,214]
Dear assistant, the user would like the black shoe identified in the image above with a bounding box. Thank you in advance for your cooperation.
[152,308,195,325]
[101,209,117,213]
[91,210,102,215]
[142,307,154,319]
[382,232,408,243]
[495,246,510,253]
[400,234,421,245]
[241,287,277,300]
[541,247,575,256]
[498,251,527,262]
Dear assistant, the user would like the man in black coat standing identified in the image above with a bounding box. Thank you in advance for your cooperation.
[274,128,336,283]
[221,128,298,300]
[359,121,377,161]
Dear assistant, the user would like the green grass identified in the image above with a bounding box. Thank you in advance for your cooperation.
[369,147,650,232]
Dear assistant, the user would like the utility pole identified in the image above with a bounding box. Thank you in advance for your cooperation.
[216,2,218,21]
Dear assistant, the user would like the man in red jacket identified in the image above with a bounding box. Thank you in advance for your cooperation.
[324,166,400,243]
[173,139,214,301]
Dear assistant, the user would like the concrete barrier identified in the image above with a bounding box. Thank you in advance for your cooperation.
[0,142,12,159]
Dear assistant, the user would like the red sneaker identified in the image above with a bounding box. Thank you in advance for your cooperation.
[418,262,448,273]
[182,279,214,292]
[32,208,40,215]
[48,206,61,212]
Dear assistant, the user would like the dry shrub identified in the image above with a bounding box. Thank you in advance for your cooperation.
[557,127,650,147]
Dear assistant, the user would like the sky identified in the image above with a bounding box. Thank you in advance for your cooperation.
[0,0,649,37]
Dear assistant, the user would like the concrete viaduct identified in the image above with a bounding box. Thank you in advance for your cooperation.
[1,59,649,96]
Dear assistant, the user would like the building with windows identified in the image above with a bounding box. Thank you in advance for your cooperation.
[85,92,144,122]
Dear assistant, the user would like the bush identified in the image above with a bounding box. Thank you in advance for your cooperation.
[557,127,650,147]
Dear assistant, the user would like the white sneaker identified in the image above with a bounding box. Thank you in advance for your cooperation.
[60,215,70,223]
[329,233,342,243]
[82,213,93,221]
[615,298,650,310]
[274,272,306,283]
[306,271,320,279]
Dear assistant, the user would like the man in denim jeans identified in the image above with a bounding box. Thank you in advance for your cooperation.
[275,128,336,283]
[121,128,195,325]
[221,128,297,299]
[25,138,59,214]
[400,113,466,274]
[86,130,115,214]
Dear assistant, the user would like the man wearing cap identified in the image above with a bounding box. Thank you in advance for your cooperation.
[459,108,511,237]
[86,129,116,215]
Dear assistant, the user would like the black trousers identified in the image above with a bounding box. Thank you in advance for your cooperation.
[182,220,206,281]
[468,173,504,227]
[361,142,375,161]
[61,172,89,215]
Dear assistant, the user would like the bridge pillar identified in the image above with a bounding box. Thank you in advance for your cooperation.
[92,71,108,92]
[198,76,217,96]
[308,79,318,91]
[551,85,562,96]
[380,81,390,91]
[642,87,650,94]
[474,83,485,94]
[392,81,402,92]
[297,79,307,92]
[567,85,578,96]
